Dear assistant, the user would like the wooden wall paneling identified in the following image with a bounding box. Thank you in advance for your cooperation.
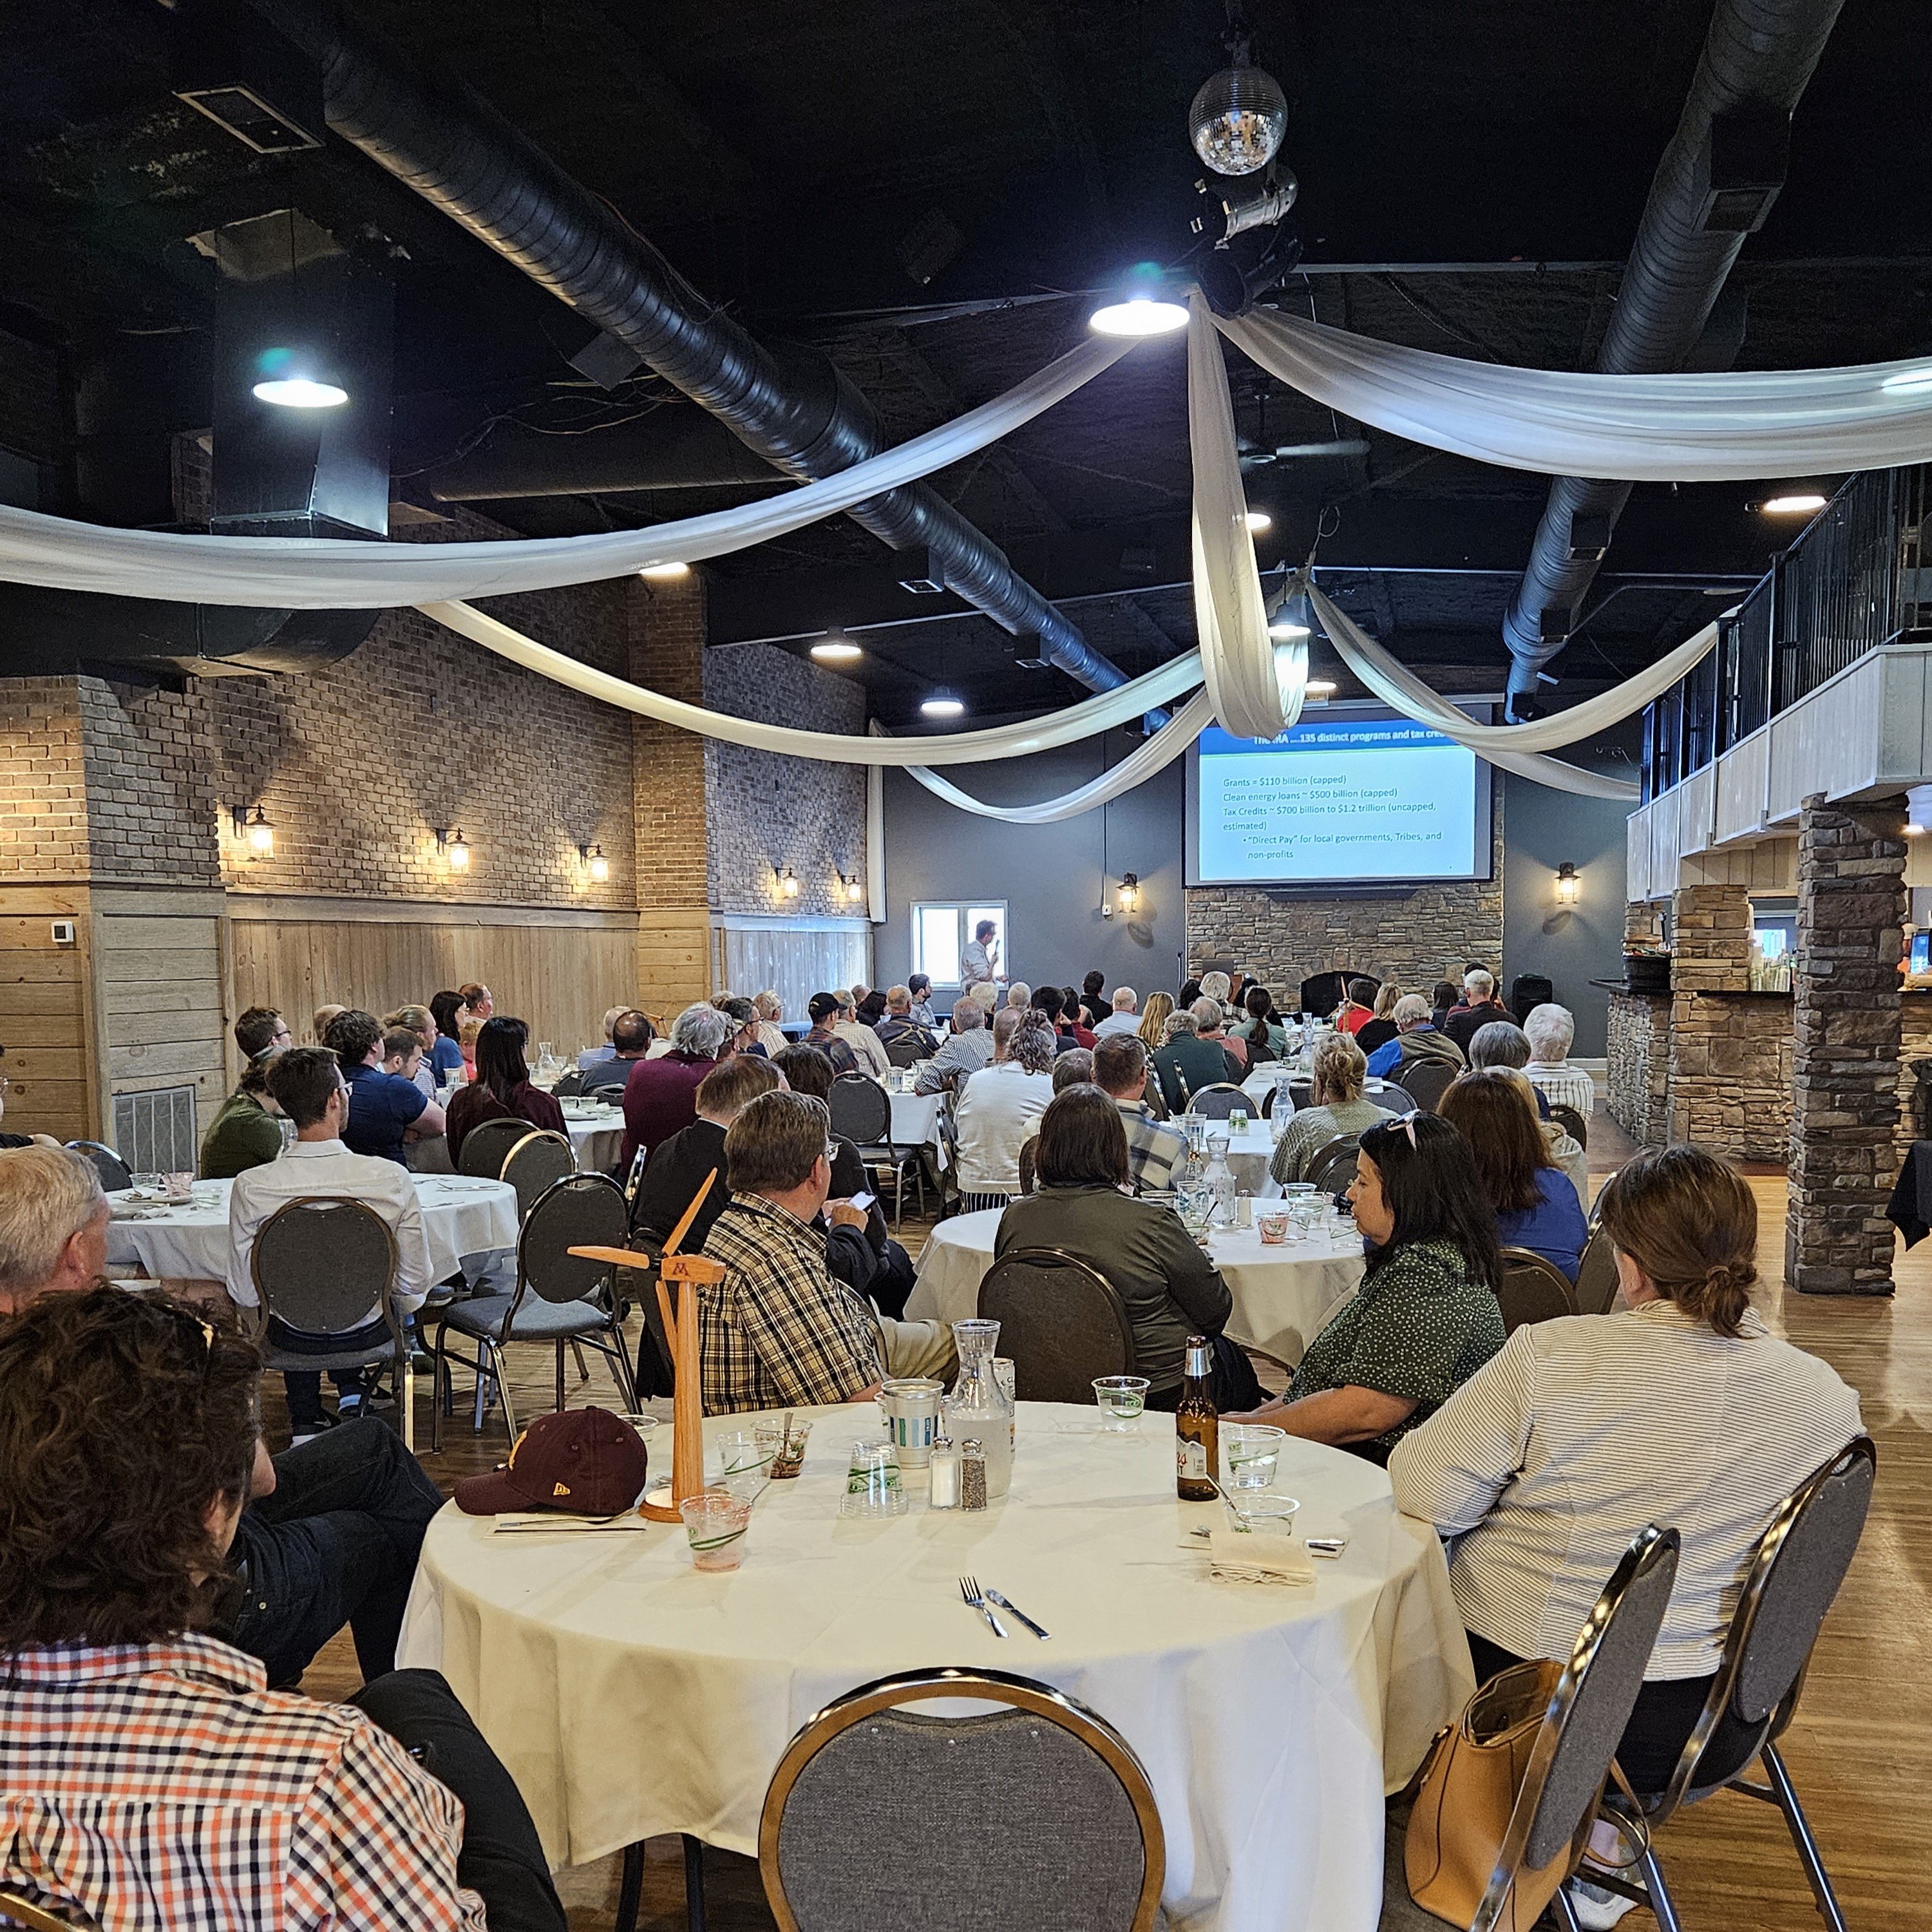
[94,891,230,1137]
[0,886,92,1141]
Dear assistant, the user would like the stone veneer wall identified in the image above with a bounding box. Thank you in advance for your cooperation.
[1899,994,1932,1147]
[1786,793,1908,1295]
[1606,992,1671,1146]
[1186,790,1504,994]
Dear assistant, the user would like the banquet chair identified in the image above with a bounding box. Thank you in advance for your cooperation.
[977,1247,1135,1403]
[1590,1438,1876,1932]
[499,1128,577,1219]
[551,1067,585,1097]
[1497,1247,1578,1334]
[248,1197,412,1451]
[1185,1083,1249,1121]
[1549,1102,1590,1150]
[0,1890,99,1932]
[66,1139,131,1193]
[1141,1071,1169,1119]
[1016,1134,1038,1197]
[1586,1164,1621,1229]
[1401,1523,1680,1932]
[1304,1135,1361,1197]
[430,1173,636,1447]
[1372,1081,1419,1115]
[829,1072,923,1226]
[758,1667,1164,1932]
[1572,1226,1621,1316]
[457,1115,538,1180]
[1399,1060,1457,1113]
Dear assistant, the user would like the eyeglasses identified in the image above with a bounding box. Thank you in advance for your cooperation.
[824,1141,840,1164]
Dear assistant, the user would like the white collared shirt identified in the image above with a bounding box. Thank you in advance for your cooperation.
[952,1061,1053,1193]
[1524,1060,1597,1117]
[1092,1010,1143,1039]
[227,1139,435,1321]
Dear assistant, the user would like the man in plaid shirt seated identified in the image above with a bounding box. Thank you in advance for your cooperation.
[0,1288,564,1932]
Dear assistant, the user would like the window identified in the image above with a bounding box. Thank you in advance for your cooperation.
[911,901,1009,987]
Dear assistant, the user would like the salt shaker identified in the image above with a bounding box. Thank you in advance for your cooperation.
[959,1437,989,1512]
[928,1435,961,1510]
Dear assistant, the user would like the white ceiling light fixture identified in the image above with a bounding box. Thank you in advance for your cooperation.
[639,560,690,580]
[810,634,864,664]
[1243,509,1273,533]
[920,693,966,719]
[1267,617,1309,639]
[252,372,348,409]
[1757,492,1829,516]
[1088,263,1189,339]
[1304,679,1337,697]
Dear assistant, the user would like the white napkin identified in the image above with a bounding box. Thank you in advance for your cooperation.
[1206,1528,1315,1586]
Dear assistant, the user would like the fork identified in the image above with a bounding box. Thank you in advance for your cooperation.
[958,1575,1008,1638]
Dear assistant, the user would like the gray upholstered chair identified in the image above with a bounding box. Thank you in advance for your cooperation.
[1304,1135,1361,1197]
[1596,1439,1876,1932]
[977,1247,1135,1404]
[1372,1081,1419,1114]
[457,1115,537,1180]
[500,1127,576,1218]
[1399,1059,1457,1113]
[829,1072,923,1226]
[759,1667,1165,1932]
[66,1139,131,1193]
[1571,1226,1621,1316]
[431,1172,636,1446]
[1549,1102,1590,1150]
[1497,1247,1579,1334]
[248,1196,410,1450]
[1184,1083,1249,1121]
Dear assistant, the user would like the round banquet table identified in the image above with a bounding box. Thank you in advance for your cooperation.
[907,1208,1365,1366]
[397,1401,1473,1931]
[887,1087,942,1153]
[103,1173,519,1285]
[406,1103,625,1177]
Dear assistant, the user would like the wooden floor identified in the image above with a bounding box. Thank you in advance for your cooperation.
[293,1112,1927,1930]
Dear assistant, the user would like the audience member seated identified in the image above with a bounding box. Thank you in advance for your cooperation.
[621,1003,730,1175]
[232,1048,435,1446]
[1136,990,1175,1054]
[1269,1036,1397,1186]
[831,991,891,1079]
[1150,1007,1235,1112]
[1177,978,1203,1010]
[328,1010,444,1166]
[427,989,468,1084]
[0,1285,564,1932]
[1093,985,1142,1039]
[1466,1019,1553,1121]
[0,1144,109,1318]
[752,989,791,1055]
[1230,1114,1506,1462]
[578,1006,625,1072]
[1334,975,1378,1036]
[1077,970,1109,1028]
[875,985,938,1063]
[385,1005,442,1098]
[634,1054,782,1251]
[200,1005,290,1179]
[1094,1036,1188,1191]
[459,981,494,1025]
[1004,980,1032,1012]
[444,1016,567,1168]
[1444,967,1512,1054]
[379,1025,424,1089]
[1390,1145,1862,1920]
[1198,970,1233,1016]
[914,998,995,1095]
[996,1086,1259,1411]
[1356,982,1402,1056]
[1439,1069,1587,1280]
[1052,1048,1094,1091]
[1366,992,1468,1081]
[582,1009,654,1097]
[457,1017,482,1074]
[768,1045,924,1327]
[1193,996,1247,1074]
[699,1091,887,1413]
[905,974,938,1030]
[1056,987,1097,1048]
[1035,985,1090,1054]
[1429,979,1460,1033]
[852,983,889,1028]
[717,994,768,1059]
[312,1001,346,1046]
[1522,1002,1596,1117]
[952,1010,1056,1209]
[803,990,862,1075]
[969,980,999,1018]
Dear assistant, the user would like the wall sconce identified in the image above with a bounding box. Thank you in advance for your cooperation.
[842,872,866,905]
[775,864,800,900]
[232,806,275,857]
[1555,861,1580,904]
[438,827,472,874]
[1116,872,1141,914]
[581,843,610,883]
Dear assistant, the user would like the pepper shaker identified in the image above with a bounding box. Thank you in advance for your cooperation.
[928,1435,961,1510]
[959,1437,989,1512]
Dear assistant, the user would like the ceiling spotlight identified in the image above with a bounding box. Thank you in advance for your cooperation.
[1882,367,1932,395]
[1088,264,1189,338]
[920,694,966,719]
[1304,679,1337,697]
[1244,510,1273,533]
[811,634,864,664]
[640,560,690,580]
[1757,492,1828,515]
[1189,62,1289,176]
[251,345,346,409]
[1268,618,1309,640]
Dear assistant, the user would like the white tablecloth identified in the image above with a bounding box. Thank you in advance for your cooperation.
[398,1401,1472,1930]
[104,1174,520,1285]
[559,1103,625,1173]
[888,1089,942,1150]
[907,1208,1365,1365]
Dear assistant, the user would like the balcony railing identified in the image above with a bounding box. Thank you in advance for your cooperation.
[1640,465,1930,804]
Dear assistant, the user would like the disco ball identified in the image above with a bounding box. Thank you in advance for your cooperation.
[1188,65,1287,176]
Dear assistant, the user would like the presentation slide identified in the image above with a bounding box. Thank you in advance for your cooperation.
[1189,714,1488,886]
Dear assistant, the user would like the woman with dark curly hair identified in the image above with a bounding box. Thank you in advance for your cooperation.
[0,1286,565,1931]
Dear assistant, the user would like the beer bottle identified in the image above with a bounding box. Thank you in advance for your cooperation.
[1175,1334,1219,1501]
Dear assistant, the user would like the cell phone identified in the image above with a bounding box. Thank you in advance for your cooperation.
[848,1191,876,1213]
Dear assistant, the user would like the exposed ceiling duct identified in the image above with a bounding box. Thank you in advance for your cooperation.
[243,0,1144,706]
[1499,0,1847,715]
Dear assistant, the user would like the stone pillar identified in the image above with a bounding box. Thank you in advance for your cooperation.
[629,574,712,1018]
[1786,793,1908,1295]
[1624,899,1665,947]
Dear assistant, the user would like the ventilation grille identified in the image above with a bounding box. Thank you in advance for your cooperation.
[113,1086,200,1176]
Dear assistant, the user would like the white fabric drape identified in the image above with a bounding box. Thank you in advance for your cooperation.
[422,598,1203,765]
[1218,308,1932,483]
[0,335,1135,607]
[900,688,1218,821]
[1307,587,1640,800]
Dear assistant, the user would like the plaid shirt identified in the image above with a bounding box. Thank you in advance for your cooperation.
[698,1193,885,1414]
[0,1633,485,1932]
[1115,1099,1188,1191]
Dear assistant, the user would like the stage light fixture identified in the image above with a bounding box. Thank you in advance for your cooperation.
[1268,618,1309,640]
[1088,263,1189,338]
[1304,679,1336,697]
[1244,509,1273,533]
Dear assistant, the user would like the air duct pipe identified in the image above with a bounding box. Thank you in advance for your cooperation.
[1500,0,1846,715]
[248,0,1143,706]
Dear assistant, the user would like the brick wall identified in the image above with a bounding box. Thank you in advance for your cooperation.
[1186,790,1504,998]
[703,643,867,916]
[0,679,87,879]
[81,679,220,886]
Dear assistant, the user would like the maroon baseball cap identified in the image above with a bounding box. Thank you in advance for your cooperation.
[455,1406,650,1517]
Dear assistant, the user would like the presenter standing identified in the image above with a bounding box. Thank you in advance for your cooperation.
[960,918,1001,994]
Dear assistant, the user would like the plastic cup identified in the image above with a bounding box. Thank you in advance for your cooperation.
[839,1437,909,1517]
[679,1490,752,1569]
[1223,1422,1287,1491]
[709,1428,770,1501]
[1258,1212,1289,1245]
[755,1416,811,1479]
[1224,1491,1301,1532]
[1092,1375,1151,1430]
